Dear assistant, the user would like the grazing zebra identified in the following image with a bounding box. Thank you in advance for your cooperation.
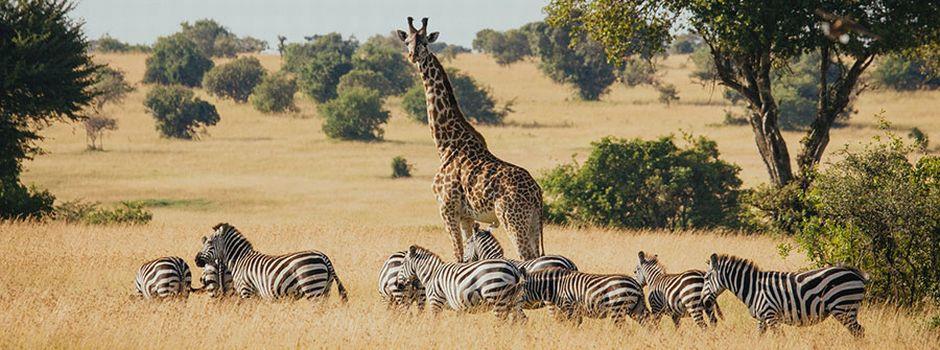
[634,251,722,328]
[462,225,578,273]
[135,256,193,299]
[396,245,526,321]
[194,223,348,302]
[378,251,426,309]
[521,268,649,326]
[200,259,233,298]
[703,253,867,337]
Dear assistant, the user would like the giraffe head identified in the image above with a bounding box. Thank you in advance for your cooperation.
[396,17,439,63]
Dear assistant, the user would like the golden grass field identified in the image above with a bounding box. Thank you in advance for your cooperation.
[2,52,939,348]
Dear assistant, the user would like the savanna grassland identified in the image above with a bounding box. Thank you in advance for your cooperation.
[2,52,938,349]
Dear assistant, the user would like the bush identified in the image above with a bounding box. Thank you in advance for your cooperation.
[177,19,266,57]
[401,68,510,125]
[144,85,220,139]
[143,34,213,87]
[250,71,298,114]
[909,127,930,153]
[352,37,413,95]
[391,156,412,178]
[473,28,532,66]
[83,115,117,151]
[619,59,657,87]
[202,56,266,102]
[430,42,471,62]
[670,34,703,54]
[283,33,358,74]
[655,83,679,106]
[542,135,743,229]
[0,181,55,220]
[872,54,940,91]
[297,51,354,103]
[337,69,393,97]
[318,87,389,141]
[795,133,940,305]
[528,22,616,100]
[55,200,152,225]
[85,65,133,150]
[90,34,151,53]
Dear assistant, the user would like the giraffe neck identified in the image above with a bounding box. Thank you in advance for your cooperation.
[415,52,488,162]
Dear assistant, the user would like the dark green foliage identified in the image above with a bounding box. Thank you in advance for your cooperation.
[318,87,389,141]
[430,42,471,62]
[670,34,702,54]
[619,59,656,87]
[872,54,940,91]
[391,156,412,178]
[283,33,358,74]
[472,28,532,66]
[202,56,266,102]
[297,51,354,103]
[401,69,509,125]
[796,135,940,305]
[0,0,96,219]
[352,36,413,95]
[337,69,392,97]
[143,33,214,87]
[144,85,220,139]
[542,136,743,229]
[250,71,298,114]
[528,22,616,100]
[55,200,152,225]
[0,181,55,220]
[177,19,266,57]
[90,34,150,53]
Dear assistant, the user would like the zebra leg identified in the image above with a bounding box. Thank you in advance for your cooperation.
[688,299,709,329]
[671,313,682,328]
[832,307,865,338]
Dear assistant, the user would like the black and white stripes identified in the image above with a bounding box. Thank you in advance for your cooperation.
[378,251,426,309]
[135,256,193,299]
[521,268,648,325]
[634,251,721,328]
[397,245,526,321]
[703,253,867,336]
[195,223,347,301]
[462,226,578,273]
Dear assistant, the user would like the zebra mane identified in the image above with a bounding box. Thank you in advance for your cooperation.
[408,245,442,262]
[468,227,504,253]
[713,254,762,272]
[638,251,667,272]
[212,222,254,251]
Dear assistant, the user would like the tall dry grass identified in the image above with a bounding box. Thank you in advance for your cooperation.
[3,52,938,348]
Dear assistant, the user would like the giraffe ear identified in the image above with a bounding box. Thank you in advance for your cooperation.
[427,32,439,43]
[396,30,408,42]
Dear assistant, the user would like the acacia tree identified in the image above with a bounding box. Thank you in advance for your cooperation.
[85,66,134,150]
[0,0,97,218]
[547,1,940,187]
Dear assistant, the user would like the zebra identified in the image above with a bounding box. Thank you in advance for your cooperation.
[396,245,526,321]
[703,253,867,337]
[378,251,426,309]
[194,223,348,302]
[634,251,722,328]
[520,268,649,326]
[135,256,193,299]
[199,259,233,298]
[462,225,578,273]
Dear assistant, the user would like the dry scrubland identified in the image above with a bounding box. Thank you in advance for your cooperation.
[2,53,939,348]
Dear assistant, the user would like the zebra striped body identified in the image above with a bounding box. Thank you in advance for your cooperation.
[135,256,192,299]
[200,259,234,298]
[521,268,648,325]
[378,251,426,309]
[397,245,526,321]
[635,251,721,328]
[195,223,348,302]
[703,253,867,337]
[463,226,578,273]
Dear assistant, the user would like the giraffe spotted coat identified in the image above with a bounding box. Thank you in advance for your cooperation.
[397,17,543,261]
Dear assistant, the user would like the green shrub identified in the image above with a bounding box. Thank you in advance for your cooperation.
[202,56,266,102]
[794,133,940,305]
[318,87,389,141]
[177,19,266,58]
[91,34,151,53]
[542,135,743,229]
[655,83,679,106]
[55,200,152,225]
[528,22,616,100]
[401,68,509,125]
[0,181,55,220]
[872,54,939,91]
[297,51,354,103]
[337,69,393,97]
[909,127,930,153]
[143,34,213,87]
[250,71,298,114]
[144,85,220,139]
[282,33,358,74]
[618,59,656,87]
[352,37,413,95]
[391,156,412,178]
[473,28,532,66]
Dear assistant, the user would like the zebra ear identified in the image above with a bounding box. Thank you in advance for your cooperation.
[202,236,207,244]
[709,253,719,266]
[637,251,645,261]
[408,245,417,257]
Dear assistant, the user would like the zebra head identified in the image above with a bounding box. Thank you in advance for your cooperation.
[396,245,440,290]
[702,253,727,306]
[634,251,660,286]
[195,222,249,269]
[462,224,504,263]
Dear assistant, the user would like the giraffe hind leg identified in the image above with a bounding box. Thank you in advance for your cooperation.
[496,199,541,260]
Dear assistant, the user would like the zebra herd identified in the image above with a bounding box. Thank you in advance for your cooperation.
[135,223,869,337]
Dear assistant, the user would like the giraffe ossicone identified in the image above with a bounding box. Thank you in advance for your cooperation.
[397,17,544,261]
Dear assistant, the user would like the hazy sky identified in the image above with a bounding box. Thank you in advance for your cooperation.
[72,0,547,48]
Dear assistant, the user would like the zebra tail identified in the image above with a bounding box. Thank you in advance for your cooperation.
[325,258,348,303]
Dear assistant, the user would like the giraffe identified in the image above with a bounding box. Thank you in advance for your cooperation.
[397,17,543,261]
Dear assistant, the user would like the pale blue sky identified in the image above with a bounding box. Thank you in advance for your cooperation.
[72,0,547,48]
